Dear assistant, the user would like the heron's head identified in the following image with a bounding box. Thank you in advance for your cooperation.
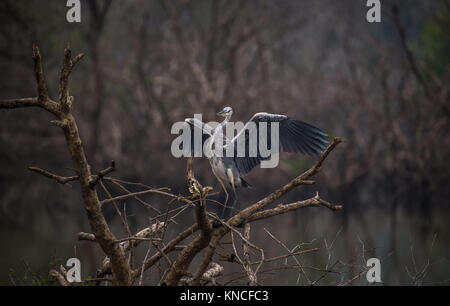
[217,106,233,118]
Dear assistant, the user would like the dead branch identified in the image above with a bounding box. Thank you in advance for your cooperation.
[229,137,343,226]
[242,223,258,285]
[28,166,78,184]
[99,187,182,206]
[104,177,162,214]
[249,248,319,266]
[131,223,199,282]
[180,262,224,286]
[163,158,213,285]
[0,44,131,285]
[95,221,166,278]
[50,265,71,286]
[167,137,342,285]
[246,192,342,223]
[98,181,133,241]
[89,160,116,187]
[264,228,311,285]
[0,98,40,109]
[1,43,342,287]
[78,232,96,242]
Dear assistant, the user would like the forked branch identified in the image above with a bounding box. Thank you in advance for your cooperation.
[0,44,131,286]
[0,43,343,287]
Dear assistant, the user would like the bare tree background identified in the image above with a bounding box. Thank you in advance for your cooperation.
[0,0,449,285]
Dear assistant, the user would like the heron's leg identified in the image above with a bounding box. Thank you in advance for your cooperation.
[226,168,236,193]
[221,169,237,220]
[217,177,229,206]
[213,176,230,222]
[220,188,237,220]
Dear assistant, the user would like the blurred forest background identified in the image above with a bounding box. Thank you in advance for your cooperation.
[0,0,449,285]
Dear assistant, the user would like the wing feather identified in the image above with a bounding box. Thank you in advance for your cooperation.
[230,112,328,175]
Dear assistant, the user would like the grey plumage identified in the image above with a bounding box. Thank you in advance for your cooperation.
[232,112,328,175]
[183,107,328,219]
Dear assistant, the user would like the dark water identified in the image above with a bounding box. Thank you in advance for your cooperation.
[2,196,448,286]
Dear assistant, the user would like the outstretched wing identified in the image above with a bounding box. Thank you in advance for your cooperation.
[229,112,328,175]
[182,118,214,156]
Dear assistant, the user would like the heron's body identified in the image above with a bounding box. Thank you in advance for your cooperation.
[184,106,328,219]
[210,155,249,189]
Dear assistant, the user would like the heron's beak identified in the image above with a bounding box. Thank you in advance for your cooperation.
[216,110,227,117]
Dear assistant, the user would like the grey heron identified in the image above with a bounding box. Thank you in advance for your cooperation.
[183,106,328,220]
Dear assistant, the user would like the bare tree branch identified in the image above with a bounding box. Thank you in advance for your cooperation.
[28,166,78,184]
[164,158,213,285]
[1,41,343,286]
[0,44,132,285]
[50,268,71,286]
[0,98,39,109]
[164,137,343,285]
[247,193,342,222]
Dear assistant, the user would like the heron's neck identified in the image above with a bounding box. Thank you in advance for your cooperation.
[211,115,231,150]
[215,115,230,136]
[219,115,230,128]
